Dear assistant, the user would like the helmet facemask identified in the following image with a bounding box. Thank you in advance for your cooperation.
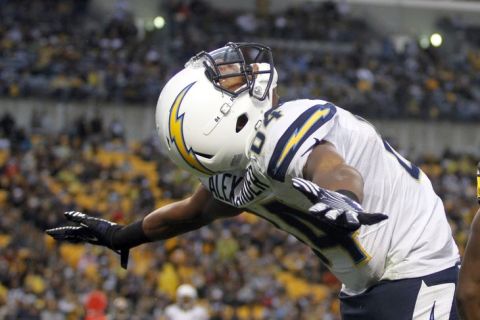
[186,42,275,101]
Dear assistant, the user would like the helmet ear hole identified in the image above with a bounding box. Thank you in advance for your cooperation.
[236,113,249,133]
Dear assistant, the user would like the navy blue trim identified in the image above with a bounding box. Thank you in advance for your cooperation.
[262,200,368,265]
[430,301,436,320]
[267,103,336,182]
[383,139,420,179]
[340,264,459,320]
[261,201,334,266]
[300,138,322,157]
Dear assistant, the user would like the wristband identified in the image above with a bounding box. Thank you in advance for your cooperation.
[112,219,151,250]
[336,189,361,204]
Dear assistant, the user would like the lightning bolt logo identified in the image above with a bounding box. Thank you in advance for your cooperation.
[276,108,330,166]
[168,82,212,175]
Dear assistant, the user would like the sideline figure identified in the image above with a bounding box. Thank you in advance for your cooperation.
[457,164,480,319]
[164,284,208,320]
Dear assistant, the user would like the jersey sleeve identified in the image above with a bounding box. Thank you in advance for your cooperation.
[260,101,338,182]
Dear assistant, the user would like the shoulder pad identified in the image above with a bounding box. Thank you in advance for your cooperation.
[248,100,337,182]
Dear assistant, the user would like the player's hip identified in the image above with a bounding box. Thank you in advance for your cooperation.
[339,263,460,320]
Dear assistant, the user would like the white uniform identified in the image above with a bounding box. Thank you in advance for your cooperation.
[201,99,459,295]
[164,304,209,320]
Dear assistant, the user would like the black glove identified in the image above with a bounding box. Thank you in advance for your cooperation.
[46,211,130,269]
[292,178,388,232]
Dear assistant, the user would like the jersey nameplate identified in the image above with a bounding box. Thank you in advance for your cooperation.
[207,165,269,207]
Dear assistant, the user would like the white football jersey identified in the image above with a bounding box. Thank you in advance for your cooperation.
[200,99,459,295]
[164,304,209,320]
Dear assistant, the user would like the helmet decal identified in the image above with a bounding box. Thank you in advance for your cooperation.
[168,82,213,175]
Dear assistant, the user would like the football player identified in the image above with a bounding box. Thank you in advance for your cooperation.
[457,164,480,319]
[47,43,460,319]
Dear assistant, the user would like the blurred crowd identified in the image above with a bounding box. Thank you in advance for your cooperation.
[0,0,164,104]
[0,109,478,319]
[1,0,480,120]
[0,0,479,318]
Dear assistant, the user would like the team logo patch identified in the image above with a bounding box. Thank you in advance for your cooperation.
[267,103,336,182]
[168,82,212,175]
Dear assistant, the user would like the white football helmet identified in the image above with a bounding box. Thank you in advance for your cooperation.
[156,42,278,177]
[176,284,197,309]
[176,284,197,300]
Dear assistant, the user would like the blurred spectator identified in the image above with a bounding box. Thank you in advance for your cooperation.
[85,290,108,320]
[163,284,209,320]
[109,297,130,320]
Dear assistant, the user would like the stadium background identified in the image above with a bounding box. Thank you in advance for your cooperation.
[0,0,478,319]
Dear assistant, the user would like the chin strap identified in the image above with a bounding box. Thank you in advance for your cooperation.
[202,97,234,136]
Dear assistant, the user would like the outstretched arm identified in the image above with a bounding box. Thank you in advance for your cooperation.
[141,185,241,240]
[46,184,241,267]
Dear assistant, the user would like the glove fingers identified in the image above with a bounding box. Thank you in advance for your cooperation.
[314,211,360,233]
[64,211,87,223]
[46,226,86,242]
[292,178,322,203]
[46,226,100,245]
[309,202,329,214]
[310,204,361,232]
[64,211,107,234]
[337,211,361,232]
[357,213,388,225]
